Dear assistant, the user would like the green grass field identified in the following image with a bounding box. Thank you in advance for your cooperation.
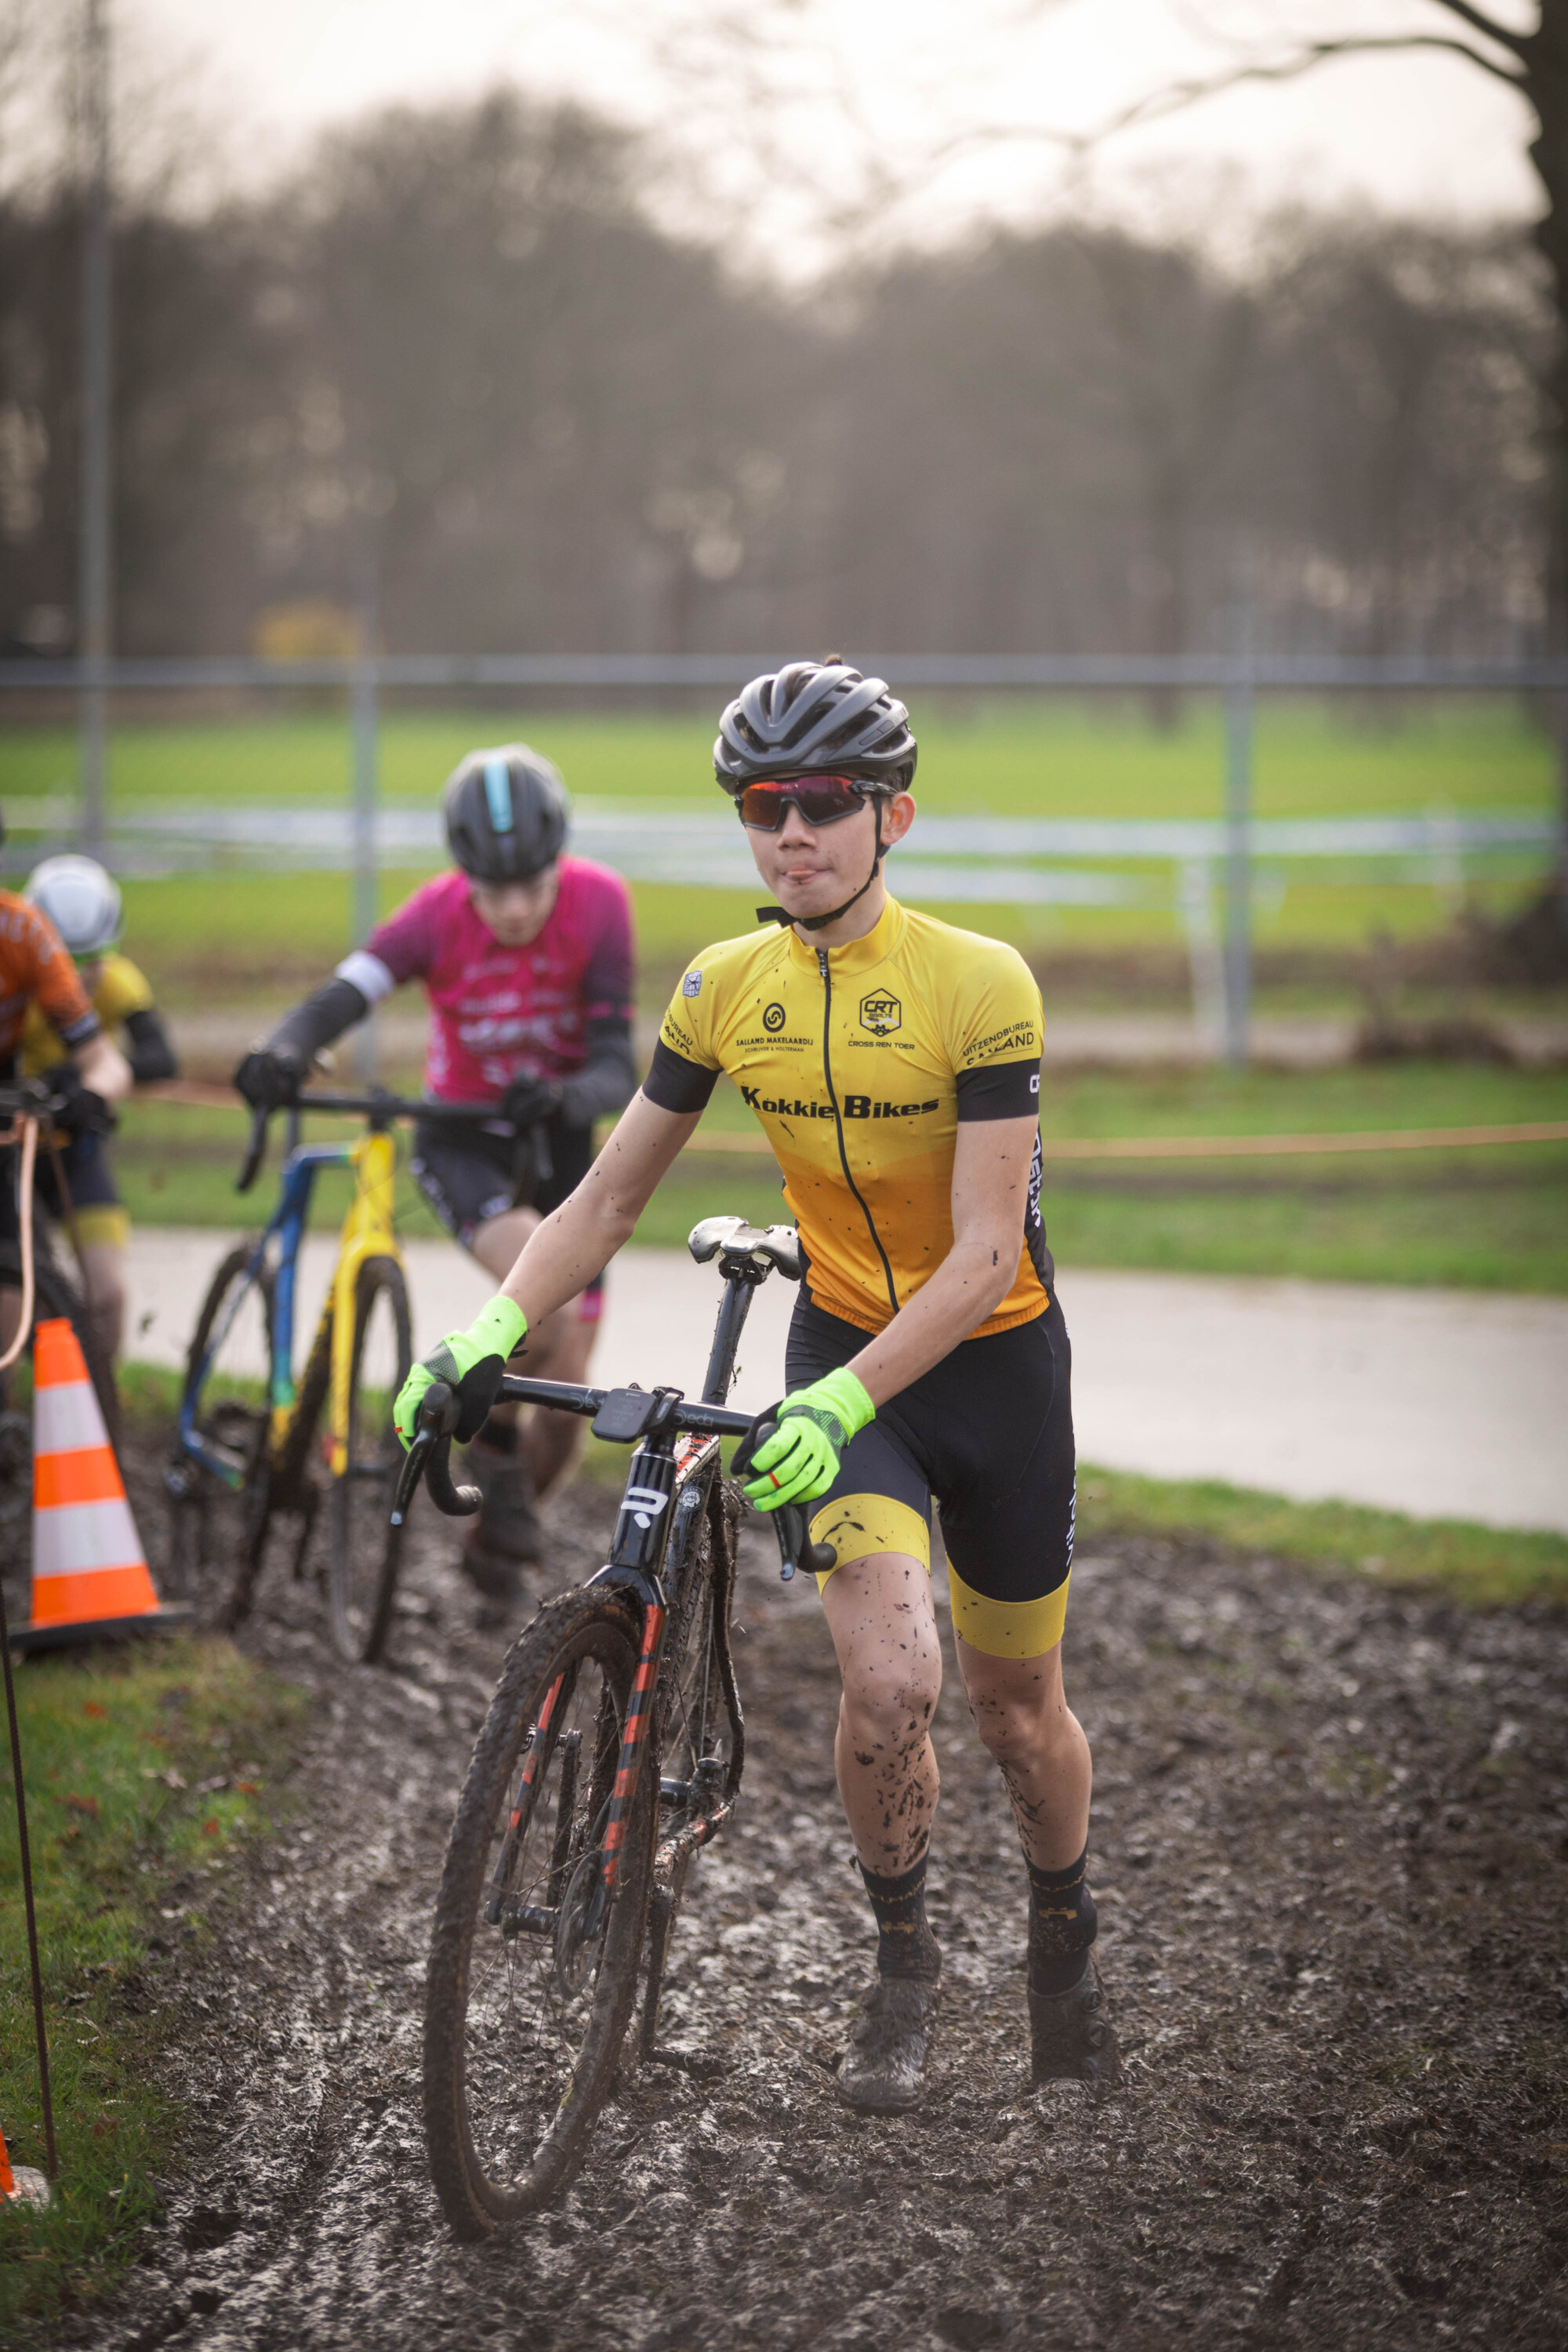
[0,697,1549,813]
[5,699,1565,1289]
[108,1060,1568,1289]
[1,699,1556,974]
[0,1636,294,2339]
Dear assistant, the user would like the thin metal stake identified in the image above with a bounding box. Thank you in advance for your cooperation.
[77,0,114,856]
[0,1573,57,2178]
[350,552,379,1083]
[1222,554,1256,1069]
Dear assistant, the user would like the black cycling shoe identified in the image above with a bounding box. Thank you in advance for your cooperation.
[459,1533,526,1613]
[1028,1960,1121,2094]
[464,1439,543,1566]
[837,1969,942,2114]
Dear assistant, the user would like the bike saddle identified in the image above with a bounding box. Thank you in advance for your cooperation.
[687,1215,803,1283]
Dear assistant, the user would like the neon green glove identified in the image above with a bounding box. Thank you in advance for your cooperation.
[394,1295,528,1449]
[742,1368,875,1512]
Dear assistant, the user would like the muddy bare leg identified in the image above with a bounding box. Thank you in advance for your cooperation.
[821,1551,943,1874]
[822,1550,945,2111]
[956,1635,1090,1869]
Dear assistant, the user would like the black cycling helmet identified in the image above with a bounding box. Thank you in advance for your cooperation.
[443,743,568,883]
[714,659,917,796]
[718,658,917,933]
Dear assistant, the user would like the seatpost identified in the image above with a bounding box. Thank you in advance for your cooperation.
[701,1272,758,1405]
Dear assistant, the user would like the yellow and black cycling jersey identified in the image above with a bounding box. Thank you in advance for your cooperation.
[19,950,153,1080]
[644,895,1051,1337]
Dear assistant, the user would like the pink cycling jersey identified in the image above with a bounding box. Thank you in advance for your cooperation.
[354,860,635,1105]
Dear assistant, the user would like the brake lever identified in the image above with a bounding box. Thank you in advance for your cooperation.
[390,1425,434,1527]
[389,1380,481,1526]
[235,1103,270,1194]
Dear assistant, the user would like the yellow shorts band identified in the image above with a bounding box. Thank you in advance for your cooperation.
[947,1562,1071,1661]
[72,1206,129,1251]
[808,1493,931,1592]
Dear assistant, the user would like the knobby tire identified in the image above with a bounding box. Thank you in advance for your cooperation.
[171,1244,278,1628]
[424,1586,657,2236]
[328,1255,412,1664]
[637,1465,744,2059]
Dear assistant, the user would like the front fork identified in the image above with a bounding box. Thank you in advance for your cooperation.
[485,1600,669,1940]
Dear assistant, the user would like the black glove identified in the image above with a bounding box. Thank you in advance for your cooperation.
[233,1044,305,1112]
[41,1065,116,1138]
[499,1072,563,1133]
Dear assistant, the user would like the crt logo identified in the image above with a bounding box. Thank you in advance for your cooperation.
[763,1002,786,1033]
[859,991,902,1037]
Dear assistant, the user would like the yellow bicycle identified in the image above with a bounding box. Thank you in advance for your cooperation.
[165,1087,510,1662]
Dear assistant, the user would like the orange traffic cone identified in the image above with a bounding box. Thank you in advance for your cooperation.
[11,1319,188,1653]
[0,2119,51,2209]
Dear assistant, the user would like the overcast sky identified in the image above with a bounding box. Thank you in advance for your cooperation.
[126,0,1538,261]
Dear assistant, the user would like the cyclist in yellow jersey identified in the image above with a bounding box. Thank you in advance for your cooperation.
[394,659,1119,2113]
[21,857,177,1367]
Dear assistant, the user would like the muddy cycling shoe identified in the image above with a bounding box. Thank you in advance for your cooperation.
[837,1970,942,2114]
[1028,1962,1121,2095]
[458,1441,543,1624]
[464,1439,543,1565]
[459,1530,525,1609]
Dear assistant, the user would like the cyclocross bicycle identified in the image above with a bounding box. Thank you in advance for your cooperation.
[397,1211,836,2237]
[165,1087,522,1663]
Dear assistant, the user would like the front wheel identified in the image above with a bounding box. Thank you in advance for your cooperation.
[327,1256,412,1664]
[424,1587,658,2236]
[165,1242,275,1620]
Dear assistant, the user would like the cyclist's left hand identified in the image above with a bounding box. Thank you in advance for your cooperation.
[742,1368,874,1512]
[394,1295,528,1449]
[499,1072,562,1132]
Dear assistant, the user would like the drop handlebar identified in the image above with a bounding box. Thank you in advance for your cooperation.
[390,1376,837,1580]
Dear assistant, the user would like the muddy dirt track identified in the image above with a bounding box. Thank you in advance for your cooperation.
[72,1437,1568,2352]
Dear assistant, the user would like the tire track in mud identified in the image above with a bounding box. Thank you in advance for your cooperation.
[78,1449,1568,2351]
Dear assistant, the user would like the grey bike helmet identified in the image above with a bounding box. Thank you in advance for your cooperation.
[443,744,568,884]
[713,659,917,796]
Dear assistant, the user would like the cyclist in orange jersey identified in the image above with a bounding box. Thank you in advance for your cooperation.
[0,815,132,1361]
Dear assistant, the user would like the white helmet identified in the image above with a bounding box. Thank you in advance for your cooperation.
[24,855,123,959]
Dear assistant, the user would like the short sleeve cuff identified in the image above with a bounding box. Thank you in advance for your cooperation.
[955,1056,1041,1120]
[642,1036,719,1115]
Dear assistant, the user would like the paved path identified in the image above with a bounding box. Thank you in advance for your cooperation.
[125,1230,1568,1533]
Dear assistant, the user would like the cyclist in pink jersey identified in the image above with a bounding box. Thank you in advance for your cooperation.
[236,746,637,1610]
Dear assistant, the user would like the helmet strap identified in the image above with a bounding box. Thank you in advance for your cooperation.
[755,798,886,935]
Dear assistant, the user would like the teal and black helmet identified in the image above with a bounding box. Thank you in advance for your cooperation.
[443,744,568,883]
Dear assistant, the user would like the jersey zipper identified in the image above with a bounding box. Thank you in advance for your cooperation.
[817,946,899,1319]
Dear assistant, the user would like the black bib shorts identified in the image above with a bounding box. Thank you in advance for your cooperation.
[785,1289,1077,1661]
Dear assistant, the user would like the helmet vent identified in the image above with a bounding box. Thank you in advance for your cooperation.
[482,756,515,835]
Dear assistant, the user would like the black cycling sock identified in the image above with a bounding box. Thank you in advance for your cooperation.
[860,1853,942,1981]
[473,1417,517,1456]
[1026,1843,1098,1996]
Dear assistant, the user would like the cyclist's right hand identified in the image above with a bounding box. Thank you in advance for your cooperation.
[394,1295,528,1450]
[232,1044,305,1112]
[43,1064,117,1138]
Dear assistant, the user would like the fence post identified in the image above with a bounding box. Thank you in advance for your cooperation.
[77,0,112,857]
[1222,570,1255,1069]
[350,564,379,1080]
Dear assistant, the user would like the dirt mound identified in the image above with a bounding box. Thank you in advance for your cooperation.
[71,1440,1568,2351]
